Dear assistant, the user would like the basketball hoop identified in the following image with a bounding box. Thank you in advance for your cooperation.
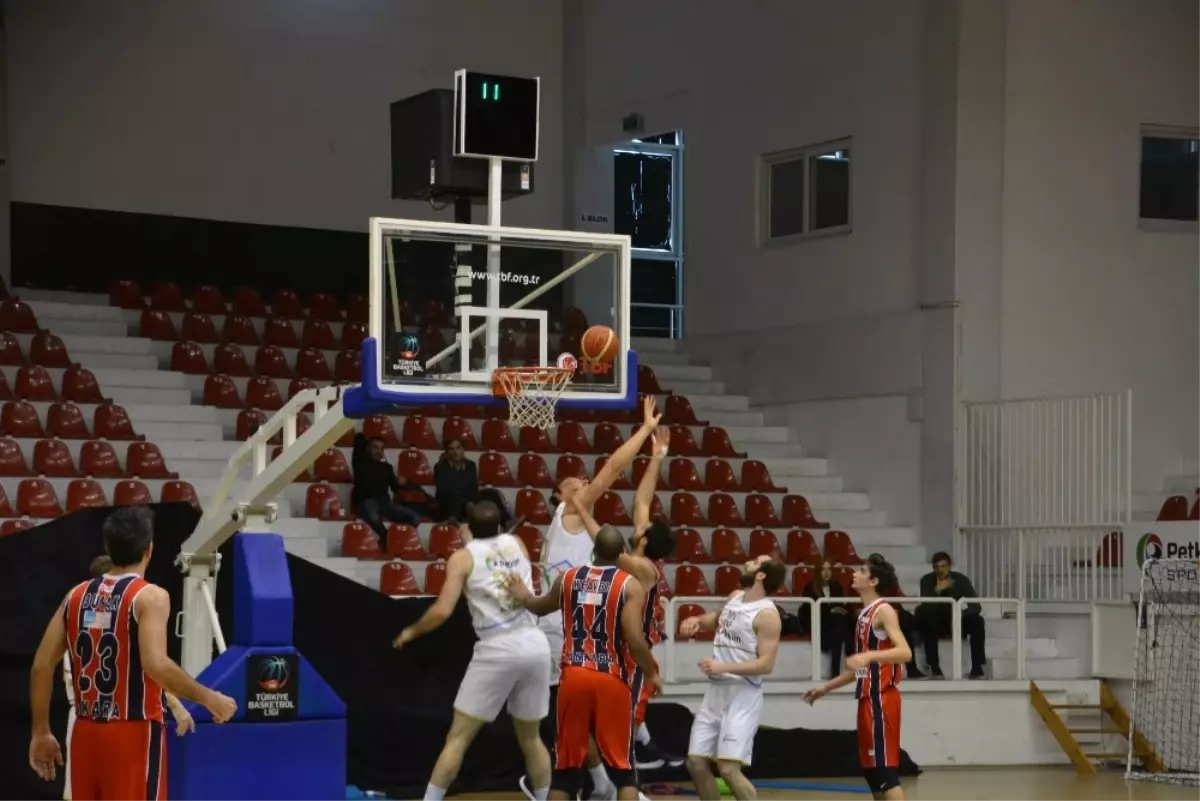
[491,367,573,430]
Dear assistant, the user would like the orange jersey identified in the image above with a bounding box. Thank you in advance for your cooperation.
[64,574,164,723]
[854,598,901,700]
[560,565,635,683]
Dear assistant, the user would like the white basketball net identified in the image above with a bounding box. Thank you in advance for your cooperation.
[493,367,573,430]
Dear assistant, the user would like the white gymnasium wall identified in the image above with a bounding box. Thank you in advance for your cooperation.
[999,0,1200,489]
[5,0,564,232]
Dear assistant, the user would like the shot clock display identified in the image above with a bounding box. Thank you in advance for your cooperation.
[454,70,539,161]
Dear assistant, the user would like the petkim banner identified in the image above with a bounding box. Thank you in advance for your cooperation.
[1126,521,1200,593]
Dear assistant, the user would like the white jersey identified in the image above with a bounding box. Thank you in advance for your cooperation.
[464,533,537,639]
[710,592,776,688]
[540,502,595,589]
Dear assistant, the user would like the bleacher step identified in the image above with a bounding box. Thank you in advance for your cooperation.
[992,657,1082,680]
[678,394,751,413]
[630,337,682,353]
[757,456,829,474]
[138,421,226,442]
[1162,475,1199,493]
[666,380,726,396]
[24,297,123,319]
[108,386,195,406]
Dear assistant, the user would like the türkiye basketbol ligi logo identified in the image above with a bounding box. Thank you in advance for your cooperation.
[1136,533,1164,568]
[398,334,420,360]
[257,656,291,692]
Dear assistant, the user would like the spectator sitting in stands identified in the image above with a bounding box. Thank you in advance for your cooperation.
[800,560,855,677]
[469,487,525,533]
[434,438,477,522]
[916,551,987,679]
[351,433,421,543]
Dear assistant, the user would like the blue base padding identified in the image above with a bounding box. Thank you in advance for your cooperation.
[168,718,346,800]
[182,645,346,724]
[343,337,639,417]
[234,532,293,646]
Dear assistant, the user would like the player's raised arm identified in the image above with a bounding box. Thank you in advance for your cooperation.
[619,579,661,692]
[395,547,472,648]
[700,606,782,678]
[506,572,565,617]
[29,596,69,780]
[678,590,739,637]
[568,493,602,538]
[849,603,912,667]
[574,395,661,508]
[632,426,669,533]
[136,586,237,722]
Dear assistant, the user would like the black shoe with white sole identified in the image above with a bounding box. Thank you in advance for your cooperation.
[635,741,684,770]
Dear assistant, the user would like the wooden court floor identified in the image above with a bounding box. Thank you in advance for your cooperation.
[461,767,1198,799]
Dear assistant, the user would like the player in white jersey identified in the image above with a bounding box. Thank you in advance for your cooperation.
[678,555,786,800]
[394,501,553,801]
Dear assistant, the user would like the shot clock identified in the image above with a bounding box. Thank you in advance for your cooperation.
[453,70,540,161]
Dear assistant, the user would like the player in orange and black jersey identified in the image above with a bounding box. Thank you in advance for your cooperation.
[804,554,912,800]
[508,526,661,801]
[29,507,238,800]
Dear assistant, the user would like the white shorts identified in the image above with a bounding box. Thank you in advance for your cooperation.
[454,627,552,723]
[539,613,565,686]
[687,681,764,765]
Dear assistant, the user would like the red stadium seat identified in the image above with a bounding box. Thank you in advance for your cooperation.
[246,376,284,411]
[341,522,384,559]
[478,452,517,487]
[781,495,828,528]
[677,602,714,640]
[429,524,464,558]
[16,366,57,401]
[33,439,78,477]
[386,524,429,560]
[271,290,305,319]
[0,331,23,365]
[518,454,554,488]
[109,280,146,310]
[161,480,201,509]
[80,441,123,478]
[340,321,368,350]
[0,371,11,401]
[598,456,633,489]
[2,400,45,437]
[113,479,154,506]
[786,529,822,566]
[741,460,785,493]
[562,306,588,337]
[670,493,708,527]
[47,403,89,439]
[1,519,35,536]
[707,493,746,527]
[213,343,252,377]
[702,427,746,459]
[704,459,741,492]
[308,293,343,322]
[674,565,712,596]
[420,300,450,329]
[710,528,748,563]
[150,282,187,312]
[664,395,708,426]
[191,285,228,315]
[234,410,267,442]
[744,494,782,528]
[139,310,178,341]
[170,341,210,374]
[18,478,63,517]
[287,377,318,403]
[396,449,434,485]
[93,404,142,441]
[519,426,555,453]
[593,491,632,526]
[291,347,330,381]
[748,529,783,559]
[515,489,552,524]
[180,312,219,343]
[222,314,259,346]
[204,374,243,408]
[346,294,369,324]
[30,331,72,367]
[0,299,40,333]
[714,565,742,596]
[668,458,705,491]
[830,567,855,594]
[126,442,176,479]
[556,422,592,454]
[667,425,703,457]
[481,419,519,452]
[592,423,625,454]
[66,479,109,512]
[61,367,106,404]
[637,364,666,394]
[314,449,353,483]
[425,562,448,595]
[334,349,361,383]
[254,345,292,378]
[273,446,311,482]
[554,455,588,484]
[1157,495,1189,521]
[514,525,544,561]
[648,493,667,521]
[791,566,815,595]
[1094,531,1124,568]
[1191,494,1200,521]
[299,319,336,351]
[263,316,300,349]
[232,286,267,317]
[442,417,479,450]
[0,438,31,476]
[305,483,349,519]
[380,563,420,595]
[670,528,713,563]
[823,530,864,566]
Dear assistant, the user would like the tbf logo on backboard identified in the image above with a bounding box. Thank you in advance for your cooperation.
[557,352,611,376]
[391,334,426,377]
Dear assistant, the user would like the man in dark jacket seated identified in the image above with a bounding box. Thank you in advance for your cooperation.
[916,551,987,679]
[434,438,478,523]
[351,433,422,543]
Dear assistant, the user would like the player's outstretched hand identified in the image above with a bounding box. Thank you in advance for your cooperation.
[642,395,661,429]
[29,731,62,781]
[393,627,416,650]
[173,704,196,736]
[679,616,701,638]
[204,690,237,724]
[651,426,670,459]
[802,688,826,706]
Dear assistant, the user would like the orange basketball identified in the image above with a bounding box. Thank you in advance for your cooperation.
[581,325,619,364]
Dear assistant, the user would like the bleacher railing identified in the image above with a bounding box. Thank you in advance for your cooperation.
[957,390,1131,602]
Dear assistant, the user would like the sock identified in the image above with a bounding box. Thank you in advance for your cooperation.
[636,723,652,746]
[424,784,447,801]
[533,788,549,801]
[589,764,614,792]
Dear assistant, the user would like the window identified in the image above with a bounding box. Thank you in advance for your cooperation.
[1140,125,1198,230]
[760,139,851,245]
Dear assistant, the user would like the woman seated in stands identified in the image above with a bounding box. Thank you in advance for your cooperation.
[800,560,855,678]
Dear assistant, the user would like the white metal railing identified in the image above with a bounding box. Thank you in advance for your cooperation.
[664,595,1025,682]
[957,391,1132,601]
[198,579,228,655]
